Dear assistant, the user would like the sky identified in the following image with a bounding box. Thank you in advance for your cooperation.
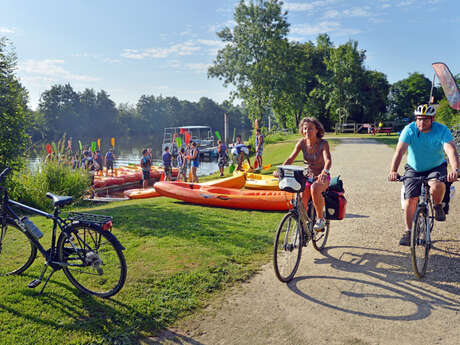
[1,0,459,110]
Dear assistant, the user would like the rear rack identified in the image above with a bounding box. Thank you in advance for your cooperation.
[66,212,112,227]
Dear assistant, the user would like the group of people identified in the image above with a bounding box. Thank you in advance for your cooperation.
[278,103,459,239]
[75,148,116,175]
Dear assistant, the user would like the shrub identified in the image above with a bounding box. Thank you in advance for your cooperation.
[10,161,90,211]
[246,128,290,154]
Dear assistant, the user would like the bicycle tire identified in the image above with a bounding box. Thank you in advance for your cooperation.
[273,212,302,283]
[310,204,330,252]
[57,223,126,298]
[410,208,430,278]
[0,219,37,276]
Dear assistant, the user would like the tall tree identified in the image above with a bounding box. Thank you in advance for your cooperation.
[208,0,289,124]
[388,72,432,119]
[0,38,29,170]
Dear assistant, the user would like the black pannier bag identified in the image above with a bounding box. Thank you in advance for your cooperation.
[277,165,307,193]
[324,190,347,220]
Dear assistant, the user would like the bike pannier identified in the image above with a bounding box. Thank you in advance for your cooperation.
[325,190,347,220]
[277,165,307,193]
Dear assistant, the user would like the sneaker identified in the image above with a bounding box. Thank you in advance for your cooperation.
[399,230,411,246]
[433,204,446,222]
[313,218,326,231]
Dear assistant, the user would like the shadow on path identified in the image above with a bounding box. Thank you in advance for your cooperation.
[288,245,460,321]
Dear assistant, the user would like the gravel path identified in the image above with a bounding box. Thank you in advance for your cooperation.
[149,139,460,345]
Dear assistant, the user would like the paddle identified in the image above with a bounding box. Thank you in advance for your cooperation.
[51,142,57,155]
[97,138,101,150]
[78,140,83,152]
[46,144,52,154]
[176,136,181,148]
[111,137,115,149]
[232,128,236,143]
[91,141,97,152]
[229,162,235,174]
[215,131,221,141]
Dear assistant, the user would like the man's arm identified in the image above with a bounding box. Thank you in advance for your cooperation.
[388,141,409,181]
[444,141,459,182]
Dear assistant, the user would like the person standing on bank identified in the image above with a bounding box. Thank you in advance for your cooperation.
[388,104,459,246]
[140,148,152,188]
[255,128,264,169]
[217,140,228,177]
[275,117,332,231]
[162,146,173,181]
[190,141,200,183]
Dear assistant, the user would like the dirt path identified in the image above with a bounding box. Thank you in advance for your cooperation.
[149,139,460,345]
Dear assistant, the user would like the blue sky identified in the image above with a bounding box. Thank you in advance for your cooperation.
[1,0,459,110]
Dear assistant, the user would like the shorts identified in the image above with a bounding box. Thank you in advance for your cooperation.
[142,169,150,181]
[106,161,114,170]
[179,166,187,176]
[218,156,228,168]
[164,166,172,177]
[256,148,263,156]
[305,174,331,190]
[403,162,447,199]
[192,160,200,168]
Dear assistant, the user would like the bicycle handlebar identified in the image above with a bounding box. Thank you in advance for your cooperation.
[396,173,448,183]
[0,168,11,183]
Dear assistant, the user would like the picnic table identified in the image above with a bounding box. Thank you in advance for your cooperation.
[373,127,393,135]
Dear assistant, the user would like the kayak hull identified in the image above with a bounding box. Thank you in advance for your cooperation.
[154,182,293,210]
[124,187,161,199]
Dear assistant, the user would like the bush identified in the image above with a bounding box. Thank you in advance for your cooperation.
[10,162,90,211]
[246,128,290,154]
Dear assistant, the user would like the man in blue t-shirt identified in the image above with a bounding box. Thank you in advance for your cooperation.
[388,104,459,245]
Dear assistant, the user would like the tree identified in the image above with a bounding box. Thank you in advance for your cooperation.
[358,70,390,123]
[321,40,366,125]
[208,0,289,124]
[0,38,29,170]
[388,72,432,119]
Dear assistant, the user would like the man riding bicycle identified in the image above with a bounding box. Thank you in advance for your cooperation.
[388,104,459,246]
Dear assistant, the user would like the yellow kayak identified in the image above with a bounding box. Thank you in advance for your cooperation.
[201,173,246,189]
[234,170,279,190]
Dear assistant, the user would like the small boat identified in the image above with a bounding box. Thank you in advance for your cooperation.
[154,181,293,211]
[200,173,246,189]
[234,170,279,190]
[123,187,161,199]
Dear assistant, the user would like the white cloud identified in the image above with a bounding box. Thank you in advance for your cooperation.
[185,63,210,73]
[0,27,15,34]
[397,0,415,6]
[20,59,99,82]
[122,41,201,60]
[323,9,340,18]
[284,0,336,12]
[292,21,361,36]
[343,7,372,17]
[73,52,120,64]
[208,20,236,33]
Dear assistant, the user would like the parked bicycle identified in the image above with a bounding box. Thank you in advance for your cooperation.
[273,165,330,283]
[397,173,450,278]
[0,168,127,297]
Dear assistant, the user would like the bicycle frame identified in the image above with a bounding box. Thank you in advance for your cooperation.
[1,189,69,265]
[415,180,433,244]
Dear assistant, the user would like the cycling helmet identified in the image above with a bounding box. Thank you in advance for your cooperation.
[414,104,437,116]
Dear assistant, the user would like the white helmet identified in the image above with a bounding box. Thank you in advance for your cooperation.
[414,104,437,116]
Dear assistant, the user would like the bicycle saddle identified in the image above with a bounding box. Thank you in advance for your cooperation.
[46,192,73,207]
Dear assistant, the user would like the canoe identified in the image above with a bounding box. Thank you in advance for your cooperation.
[154,181,294,211]
[234,170,279,190]
[200,173,246,189]
[123,187,161,199]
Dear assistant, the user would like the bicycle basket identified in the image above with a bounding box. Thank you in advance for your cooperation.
[67,212,113,230]
[277,165,307,193]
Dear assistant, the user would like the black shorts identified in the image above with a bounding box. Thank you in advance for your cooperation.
[142,170,150,181]
[106,161,114,170]
[164,166,172,177]
[403,162,447,199]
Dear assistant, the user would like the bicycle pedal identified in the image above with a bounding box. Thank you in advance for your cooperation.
[27,279,41,288]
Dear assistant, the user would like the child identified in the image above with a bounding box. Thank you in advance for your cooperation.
[162,146,173,181]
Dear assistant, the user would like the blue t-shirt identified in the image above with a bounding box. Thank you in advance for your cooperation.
[399,121,453,172]
[162,152,172,167]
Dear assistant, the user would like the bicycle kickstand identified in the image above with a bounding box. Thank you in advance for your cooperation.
[27,262,59,295]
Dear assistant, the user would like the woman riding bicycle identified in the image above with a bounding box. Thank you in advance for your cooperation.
[275,117,332,231]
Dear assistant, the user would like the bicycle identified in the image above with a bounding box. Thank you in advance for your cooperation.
[397,173,447,278]
[0,168,127,297]
[273,166,330,283]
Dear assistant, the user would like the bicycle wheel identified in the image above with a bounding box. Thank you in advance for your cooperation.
[58,223,126,298]
[410,208,430,278]
[0,219,37,276]
[273,212,302,283]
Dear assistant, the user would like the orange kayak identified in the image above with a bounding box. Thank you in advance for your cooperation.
[200,174,246,189]
[154,181,294,210]
[123,187,161,199]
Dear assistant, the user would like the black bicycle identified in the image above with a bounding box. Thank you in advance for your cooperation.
[273,166,330,283]
[398,173,448,278]
[0,168,127,297]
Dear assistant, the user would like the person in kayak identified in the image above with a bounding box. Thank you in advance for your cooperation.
[275,117,332,231]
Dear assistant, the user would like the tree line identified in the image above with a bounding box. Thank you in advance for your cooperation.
[208,0,459,129]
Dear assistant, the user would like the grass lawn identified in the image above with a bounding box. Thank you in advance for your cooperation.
[0,133,390,344]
